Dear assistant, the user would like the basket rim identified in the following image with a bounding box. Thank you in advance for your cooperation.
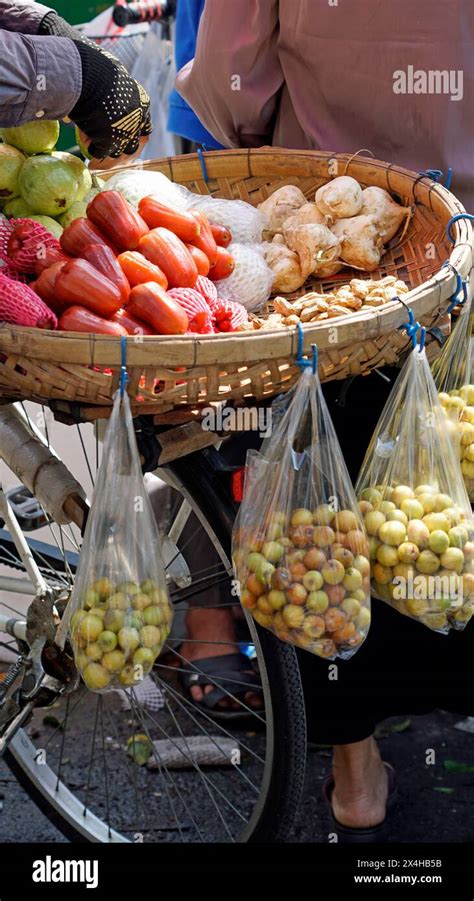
[1,148,472,368]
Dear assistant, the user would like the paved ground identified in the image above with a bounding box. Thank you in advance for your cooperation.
[0,709,472,843]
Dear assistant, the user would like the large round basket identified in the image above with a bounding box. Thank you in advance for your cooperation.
[0,148,472,422]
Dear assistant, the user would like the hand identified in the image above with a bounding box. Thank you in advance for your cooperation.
[38,10,98,48]
[79,132,149,169]
[70,43,152,160]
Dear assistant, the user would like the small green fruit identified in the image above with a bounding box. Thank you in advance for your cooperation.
[102,649,126,673]
[82,662,110,690]
[79,614,103,642]
[133,647,155,673]
[98,630,117,653]
[118,627,140,654]
[85,642,102,662]
[103,609,125,634]
[140,625,162,649]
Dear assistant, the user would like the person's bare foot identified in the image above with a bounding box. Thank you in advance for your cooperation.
[330,737,389,828]
[181,607,262,711]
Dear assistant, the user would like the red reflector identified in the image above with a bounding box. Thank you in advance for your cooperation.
[231,467,245,502]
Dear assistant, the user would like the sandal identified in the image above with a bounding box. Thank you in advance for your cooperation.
[178,652,263,721]
[322,762,397,843]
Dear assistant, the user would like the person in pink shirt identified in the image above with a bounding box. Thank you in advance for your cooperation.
[177,0,473,209]
[177,0,474,841]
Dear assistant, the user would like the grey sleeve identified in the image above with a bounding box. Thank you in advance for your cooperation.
[0,1,54,33]
[0,30,82,125]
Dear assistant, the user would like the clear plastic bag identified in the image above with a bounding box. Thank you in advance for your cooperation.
[355,345,474,633]
[232,369,371,660]
[69,390,172,692]
[131,22,181,161]
[431,287,474,499]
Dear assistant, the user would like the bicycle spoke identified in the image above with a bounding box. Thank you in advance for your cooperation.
[163,647,266,726]
[153,676,264,791]
[130,693,236,841]
[153,673,265,765]
[128,693,196,842]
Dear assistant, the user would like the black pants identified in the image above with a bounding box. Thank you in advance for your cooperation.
[300,369,474,744]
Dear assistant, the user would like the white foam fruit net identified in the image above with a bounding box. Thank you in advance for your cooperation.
[215,243,273,313]
[184,194,265,245]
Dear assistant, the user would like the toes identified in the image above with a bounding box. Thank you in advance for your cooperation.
[190,685,204,702]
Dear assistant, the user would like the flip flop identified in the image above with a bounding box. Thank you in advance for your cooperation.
[322,762,397,843]
[178,652,263,721]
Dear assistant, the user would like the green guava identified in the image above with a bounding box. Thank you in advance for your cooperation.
[58,201,88,228]
[0,144,26,200]
[0,120,60,154]
[3,196,34,217]
[52,151,92,201]
[75,126,93,161]
[28,215,63,239]
[18,156,78,217]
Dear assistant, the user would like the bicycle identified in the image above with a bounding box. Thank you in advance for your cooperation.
[0,398,307,843]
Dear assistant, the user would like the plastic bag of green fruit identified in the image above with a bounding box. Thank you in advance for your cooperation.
[431,288,474,501]
[232,368,372,660]
[69,389,172,692]
[356,341,474,633]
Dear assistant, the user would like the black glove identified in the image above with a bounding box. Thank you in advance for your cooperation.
[38,10,96,47]
[39,13,152,160]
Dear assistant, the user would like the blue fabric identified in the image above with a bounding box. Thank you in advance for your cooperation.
[168,0,223,148]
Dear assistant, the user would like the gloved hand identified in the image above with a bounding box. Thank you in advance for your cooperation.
[38,10,95,46]
[39,12,152,160]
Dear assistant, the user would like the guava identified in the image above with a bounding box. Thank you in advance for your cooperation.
[3,196,34,218]
[52,151,92,201]
[75,126,92,160]
[58,201,88,228]
[28,215,63,239]
[1,120,60,154]
[18,156,78,217]
[0,144,25,201]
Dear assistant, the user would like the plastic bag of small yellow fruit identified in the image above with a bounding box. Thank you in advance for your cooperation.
[431,287,474,500]
[69,389,172,692]
[232,367,372,660]
[356,341,474,633]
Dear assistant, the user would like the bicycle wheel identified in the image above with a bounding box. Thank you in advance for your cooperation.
[0,407,306,842]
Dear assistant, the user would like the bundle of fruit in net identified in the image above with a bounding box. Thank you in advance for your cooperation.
[184,193,265,244]
[431,289,474,500]
[69,388,172,692]
[356,343,474,633]
[232,367,372,660]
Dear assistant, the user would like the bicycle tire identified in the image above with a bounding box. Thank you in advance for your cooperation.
[2,448,307,842]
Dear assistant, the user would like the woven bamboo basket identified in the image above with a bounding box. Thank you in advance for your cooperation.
[0,148,472,422]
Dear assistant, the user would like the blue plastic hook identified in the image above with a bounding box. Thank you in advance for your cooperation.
[196,146,209,183]
[399,306,420,349]
[418,326,426,353]
[446,213,474,243]
[442,262,468,312]
[119,335,129,398]
[296,322,318,374]
[423,169,443,183]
